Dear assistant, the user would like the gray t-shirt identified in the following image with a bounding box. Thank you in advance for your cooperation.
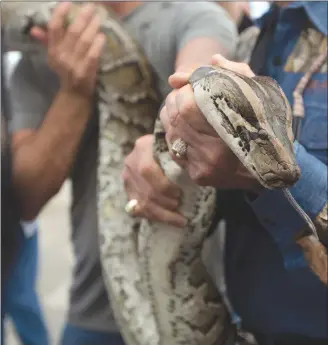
[9,1,237,332]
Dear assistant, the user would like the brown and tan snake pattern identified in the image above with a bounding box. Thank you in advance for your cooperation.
[2,2,325,345]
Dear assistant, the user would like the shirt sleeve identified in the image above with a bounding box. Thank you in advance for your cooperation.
[174,2,238,59]
[8,55,57,133]
[246,141,327,270]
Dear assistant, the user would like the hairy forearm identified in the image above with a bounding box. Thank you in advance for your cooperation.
[13,89,93,220]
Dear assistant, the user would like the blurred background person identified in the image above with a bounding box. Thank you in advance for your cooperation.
[8,1,237,344]
[1,39,50,345]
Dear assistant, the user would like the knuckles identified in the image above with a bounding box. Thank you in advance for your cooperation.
[205,147,221,167]
[48,21,60,34]
[139,163,155,180]
[67,26,80,38]
[179,97,196,119]
[190,165,214,186]
[79,36,93,49]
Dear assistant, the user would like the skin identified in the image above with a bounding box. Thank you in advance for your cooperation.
[12,2,105,220]
[123,21,245,228]
[124,1,293,227]
[161,55,258,190]
[11,1,224,223]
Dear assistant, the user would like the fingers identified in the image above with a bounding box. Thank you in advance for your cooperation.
[211,54,255,77]
[161,90,179,130]
[123,169,186,228]
[48,2,72,54]
[73,12,102,60]
[123,134,186,227]
[169,63,205,89]
[139,162,181,199]
[168,72,190,89]
[125,138,181,200]
[161,87,217,138]
[60,3,96,57]
[142,203,187,228]
[174,85,216,135]
[168,65,196,89]
[170,56,256,89]
[128,193,186,228]
[163,86,201,130]
[75,32,106,84]
[30,27,48,45]
[46,2,105,95]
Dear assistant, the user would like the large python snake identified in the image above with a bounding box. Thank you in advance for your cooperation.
[1,2,324,345]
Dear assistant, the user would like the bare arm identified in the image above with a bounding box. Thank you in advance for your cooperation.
[12,90,92,220]
[123,2,238,227]
[174,1,237,78]
[10,2,105,220]
[175,37,226,72]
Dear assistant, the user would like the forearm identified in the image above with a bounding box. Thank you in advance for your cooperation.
[13,89,93,220]
[175,37,226,72]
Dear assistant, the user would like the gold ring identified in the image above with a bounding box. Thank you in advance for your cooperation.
[125,199,138,215]
[171,138,188,159]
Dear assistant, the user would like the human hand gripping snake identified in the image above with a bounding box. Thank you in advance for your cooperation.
[2,2,326,345]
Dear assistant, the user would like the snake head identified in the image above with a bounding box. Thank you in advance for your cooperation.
[189,65,301,190]
[248,138,301,189]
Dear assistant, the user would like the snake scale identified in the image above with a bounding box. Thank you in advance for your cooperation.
[1,2,320,345]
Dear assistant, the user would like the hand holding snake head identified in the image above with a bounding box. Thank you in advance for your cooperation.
[163,54,301,190]
[160,55,260,191]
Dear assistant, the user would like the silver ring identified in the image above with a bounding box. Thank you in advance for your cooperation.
[125,199,138,215]
[171,138,188,159]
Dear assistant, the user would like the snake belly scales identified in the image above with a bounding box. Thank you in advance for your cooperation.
[1,2,320,345]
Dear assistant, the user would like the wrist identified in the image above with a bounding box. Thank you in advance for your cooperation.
[57,87,94,109]
[58,85,95,103]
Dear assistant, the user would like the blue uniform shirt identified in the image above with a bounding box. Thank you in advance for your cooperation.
[223,1,328,341]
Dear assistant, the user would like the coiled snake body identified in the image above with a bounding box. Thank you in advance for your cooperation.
[1,2,319,344]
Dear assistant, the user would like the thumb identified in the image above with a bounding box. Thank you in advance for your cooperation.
[168,72,190,89]
[30,27,49,46]
[169,64,200,89]
[211,54,255,77]
[211,54,228,66]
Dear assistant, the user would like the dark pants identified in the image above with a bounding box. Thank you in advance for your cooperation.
[60,323,125,345]
[254,332,328,345]
[1,233,49,345]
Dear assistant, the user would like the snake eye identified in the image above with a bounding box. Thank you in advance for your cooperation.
[258,129,268,140]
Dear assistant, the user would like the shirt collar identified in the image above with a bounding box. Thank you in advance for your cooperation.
[302,1,328,35]
[256,1,328,36]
